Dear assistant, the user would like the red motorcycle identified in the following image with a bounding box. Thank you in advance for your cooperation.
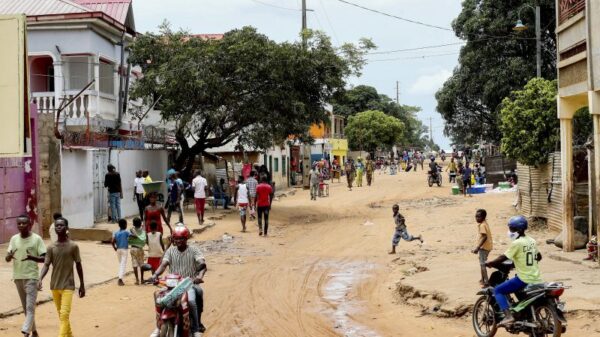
[152,274,193,337]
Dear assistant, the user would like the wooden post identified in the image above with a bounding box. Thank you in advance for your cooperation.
[560,117,575,252]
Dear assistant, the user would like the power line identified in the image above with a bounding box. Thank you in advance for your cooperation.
[318,0,340,45]
[250,0,301,11]
[336,0,453,32]
[368,51,460,63]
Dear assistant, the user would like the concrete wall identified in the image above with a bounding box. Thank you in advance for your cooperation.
[110,149,168,218]
[37,114,62,236]
[61,150,94,228]
[259,145,290,190]
[60,149,168,229]
[27,29,122,64]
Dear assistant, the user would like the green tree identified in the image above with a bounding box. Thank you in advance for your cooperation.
[331,85,429,148]
[499,78,558,166]
[436,0,556,144]
[129,24,374,172]
[345,110,404,152]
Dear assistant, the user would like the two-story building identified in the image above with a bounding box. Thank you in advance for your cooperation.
[308,105,348,165]
[555,0,600,251]
[0,0,172,233]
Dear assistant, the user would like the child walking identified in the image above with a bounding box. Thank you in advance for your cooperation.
[129,218,147,285]
[38,218,85,337]
[111,219,130,286]
[146,221,165,273]
[388,204,423,254]
[471,209,493,286]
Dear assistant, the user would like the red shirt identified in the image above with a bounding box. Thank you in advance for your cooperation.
[256,183,273,207]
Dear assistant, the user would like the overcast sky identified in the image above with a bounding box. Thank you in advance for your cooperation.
[133,0,463,149]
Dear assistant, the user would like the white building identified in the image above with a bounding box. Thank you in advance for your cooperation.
[0,0,172,229]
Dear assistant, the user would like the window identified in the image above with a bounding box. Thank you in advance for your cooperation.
[64,56,93,90]
[282,156,286,176]
[269,155,273,173]
[274,158,279,173]
[99,60,115,95]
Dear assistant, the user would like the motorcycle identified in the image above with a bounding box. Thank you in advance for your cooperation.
[472,261,568,337]
[428,167,442,187]
[151,274,193,337]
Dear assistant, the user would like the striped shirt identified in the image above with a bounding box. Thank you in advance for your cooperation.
[246,177,258,197]
[162,245,205,278]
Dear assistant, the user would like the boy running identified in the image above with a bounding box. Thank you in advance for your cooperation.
[388,205,423,254]
[111,219,130,286]
[38,218,85,337]
[471,209,493,286]
[129,217,147,285]
[6,214,46,337]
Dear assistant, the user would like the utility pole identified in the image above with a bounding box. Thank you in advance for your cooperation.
[396,81,400,105]
[429,117,433,143]
[535,5,541,78]
[302,0,307,45]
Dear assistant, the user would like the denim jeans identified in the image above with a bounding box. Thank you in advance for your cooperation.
[109,192,121,222]
[392,228,415,246]
[187,285,204,333]
[494,276,527,311]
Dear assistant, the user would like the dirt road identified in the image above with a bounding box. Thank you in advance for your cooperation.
[1,169,598,336]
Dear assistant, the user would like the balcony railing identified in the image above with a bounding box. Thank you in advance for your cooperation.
[32,91,117,120]
[559,0,585,25]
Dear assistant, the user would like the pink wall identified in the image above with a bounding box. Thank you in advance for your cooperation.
[29,56,53,93]
[0,104,39,243]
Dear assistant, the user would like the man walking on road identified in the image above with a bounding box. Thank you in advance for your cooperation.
[38,218,85,337]
[246,171,258,220]
[6,214,46,337]
[133,170,145,220]
[345,159,356,191]
[309,166,320,200]
[255,176,273,236]
[192,170,208,225]
[104,164,122,223]
[365,156,375,186]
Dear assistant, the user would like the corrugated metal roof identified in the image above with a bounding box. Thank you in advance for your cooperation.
[0,0,91,16]
[72,0,130,25]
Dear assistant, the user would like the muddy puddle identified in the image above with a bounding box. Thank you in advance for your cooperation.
[320,262,381,337]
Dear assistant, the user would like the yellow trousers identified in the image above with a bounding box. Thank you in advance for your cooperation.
[51,290,74,337]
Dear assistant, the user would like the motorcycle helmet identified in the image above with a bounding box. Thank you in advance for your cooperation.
[508,215,528,231]
[172,225,190,239]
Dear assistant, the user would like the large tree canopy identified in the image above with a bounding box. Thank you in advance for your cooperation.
[500,78,558,167]
[436,0,556,144]
[345,110,404,153]
[331,85,431,148]
[129,24,374,172]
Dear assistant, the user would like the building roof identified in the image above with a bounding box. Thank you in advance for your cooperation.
[0,0,91,16]
[0,0,135,33]
[71,0,133,27]
[191,34,224,40]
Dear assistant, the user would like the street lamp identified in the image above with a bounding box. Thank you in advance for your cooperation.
[513,4,542,78]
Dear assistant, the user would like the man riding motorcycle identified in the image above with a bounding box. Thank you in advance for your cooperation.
[485,216,542,328]
[428,157,441,179]
[151,226,207,337]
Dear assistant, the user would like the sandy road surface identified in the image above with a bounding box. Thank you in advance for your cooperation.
[1,169,599,336]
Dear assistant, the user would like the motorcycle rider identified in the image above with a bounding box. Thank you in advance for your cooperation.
[428,157,441,181]
[150,225,207,337]
[485,216,542,328]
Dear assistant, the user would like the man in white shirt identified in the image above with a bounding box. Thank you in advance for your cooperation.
[192,170,208,225]
[133,170,146,220]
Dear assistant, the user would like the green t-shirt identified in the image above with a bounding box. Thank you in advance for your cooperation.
[7,233,47,280]
[504,235,542,284]
[128,228,147,248]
